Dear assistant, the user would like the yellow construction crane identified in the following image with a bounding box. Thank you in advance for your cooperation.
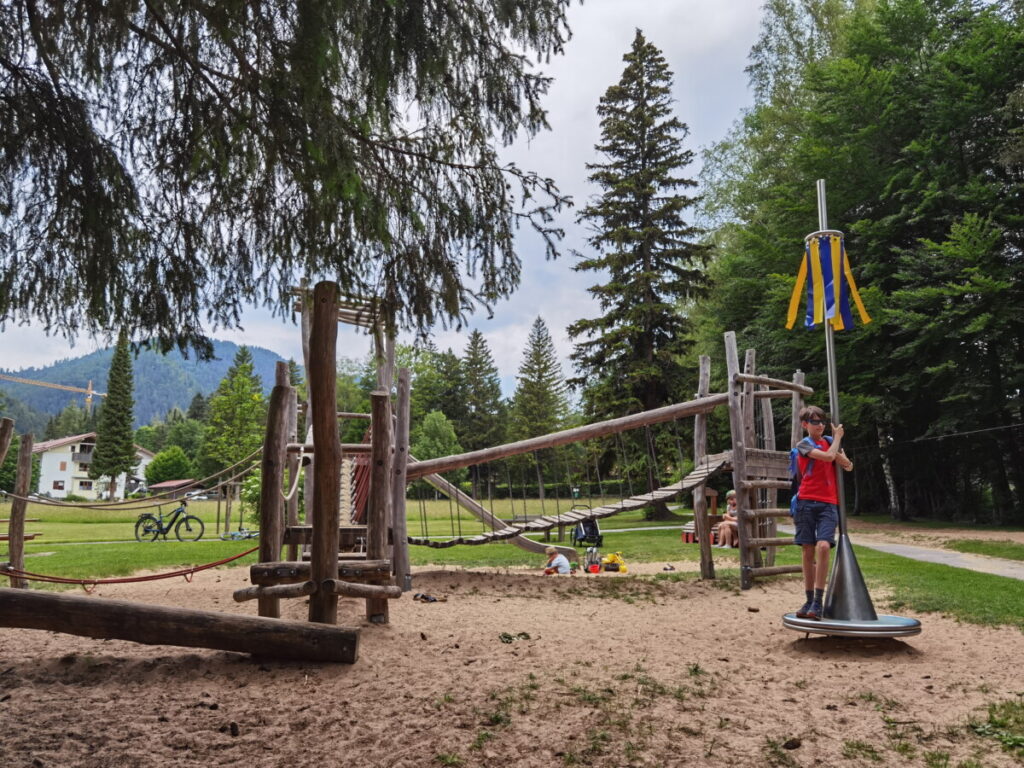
[0,373,107,415]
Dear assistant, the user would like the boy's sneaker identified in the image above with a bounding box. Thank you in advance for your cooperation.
[795,600,813,618]
[805,601,823,620]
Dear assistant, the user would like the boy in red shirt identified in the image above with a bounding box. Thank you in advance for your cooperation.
[794,405,853,619]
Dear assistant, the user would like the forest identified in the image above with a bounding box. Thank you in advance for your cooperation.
[1,1,1022,524]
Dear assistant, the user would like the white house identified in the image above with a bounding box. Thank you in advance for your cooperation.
[32,432,154,500]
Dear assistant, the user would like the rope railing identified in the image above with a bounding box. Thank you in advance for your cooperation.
[0,545,259,593]
[2,449,263,511]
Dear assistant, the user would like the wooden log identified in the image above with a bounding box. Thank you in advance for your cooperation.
[391,368,412,592]
[749,565,803,578]
[753,389,804,399]
[747,508,795,520]
[300,290,316,536]
[337,412,372,420]
[791,371,806,449]
[734,373,813,396]
[8,433,33,589]
[742,350,763,572]
[321,579,402,600]
[257,361,292,618]
[740,479,791,490]
[233,580,317,603]
[286,442,372,454]
[286,388,301,561]
[283,525,367,547]
[724,333,754,590]
[366,391,393,623]
[407,393,728,480]
[251,560,392,585]
[308,281,341,624]
[0,417,14,466]
[759,384,779,567]
[0,587,358,663]
[747,537,797,547]
[692,355,715,580]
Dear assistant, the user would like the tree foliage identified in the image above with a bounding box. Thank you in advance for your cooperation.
[508,317,568,441]
[697,0,1024,522]
[202,346,266,473]
[144,445,195,486]
[0,1,574,353]
[568,30,709,421]
[89,330,137,496]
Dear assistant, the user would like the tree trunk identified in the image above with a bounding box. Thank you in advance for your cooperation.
[876,423,903,520]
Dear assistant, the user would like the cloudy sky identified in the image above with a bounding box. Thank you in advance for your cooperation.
[1,0,764,393]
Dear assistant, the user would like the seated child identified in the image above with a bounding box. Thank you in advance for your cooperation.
[716,489,739,548]
[543,545,571,575]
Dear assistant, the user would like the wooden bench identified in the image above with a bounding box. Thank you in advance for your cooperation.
[0,533,42,542]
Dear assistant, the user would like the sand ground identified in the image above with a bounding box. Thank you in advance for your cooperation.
[1,523,1022,767]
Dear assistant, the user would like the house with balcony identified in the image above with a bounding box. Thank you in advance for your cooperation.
[32,433,154,500]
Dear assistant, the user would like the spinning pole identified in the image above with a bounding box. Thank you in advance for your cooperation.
[782,179,920,638]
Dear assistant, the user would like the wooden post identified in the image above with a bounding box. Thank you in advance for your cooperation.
[391,368,412,592]
[724,333,755,589]
[0,418,14,466]
[0,588,359,663]
[257,362,292,618]
[367,391,393,623]
[692,356,715,580]
[301,291,316,535]
[8,434,33,589]
[742,349,763,570]
[790,370,806,448]
[285,388,301,562]
[760,385,778,567]
[308,281,341,624]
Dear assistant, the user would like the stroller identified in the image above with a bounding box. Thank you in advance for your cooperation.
[572,513,603,548]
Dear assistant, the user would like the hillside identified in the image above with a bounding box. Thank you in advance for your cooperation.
[0,340,292,429]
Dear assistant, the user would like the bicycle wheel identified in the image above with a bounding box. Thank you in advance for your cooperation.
[134,515,160,542]
[175,515,205,542]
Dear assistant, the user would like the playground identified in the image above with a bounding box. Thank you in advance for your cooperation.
[0,542,1022,768]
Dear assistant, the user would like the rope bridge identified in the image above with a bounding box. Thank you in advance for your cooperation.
[408,452,730,548]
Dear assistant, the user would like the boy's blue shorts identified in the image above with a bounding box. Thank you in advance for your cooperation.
[793,499,838,547]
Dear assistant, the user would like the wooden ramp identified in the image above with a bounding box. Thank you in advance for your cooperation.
[408,452,731,549]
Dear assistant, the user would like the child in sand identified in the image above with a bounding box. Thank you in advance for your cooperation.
[543,546,571,574]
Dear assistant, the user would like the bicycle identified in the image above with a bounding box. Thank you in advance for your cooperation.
[134,499,205,542]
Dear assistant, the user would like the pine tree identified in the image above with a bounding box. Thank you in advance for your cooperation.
[460,331,505,497]
[1,2,573,354]
[568,30,709,421]
[202,347,267,474]
[89,330,137,499]
[186,393,208,422]
[508,317,569,441]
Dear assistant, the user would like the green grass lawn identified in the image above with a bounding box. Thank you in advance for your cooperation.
[945,539,1024,562]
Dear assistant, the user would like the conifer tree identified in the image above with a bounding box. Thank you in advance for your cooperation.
[508,317,569,441]
[89,330,137,499]
[202,347,267,474]
[461,331,505,497]
[1,2,573,353]
[186,393,208,422]
[568,30,709,421]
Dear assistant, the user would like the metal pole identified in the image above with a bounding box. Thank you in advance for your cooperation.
[816,179,848,537]
[814,178,877,622]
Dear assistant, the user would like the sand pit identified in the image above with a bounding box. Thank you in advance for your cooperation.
[1,553,1022,768]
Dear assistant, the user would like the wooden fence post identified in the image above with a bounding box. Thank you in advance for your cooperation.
[8,434,34,589]
[391,369,412,592]
[724,333,754,589]
[285,388,300,561]
[692,356,715,580]
[367,391,393,622]
[257,362,292,618]
[0,418,14,466]
[308,281,341,624]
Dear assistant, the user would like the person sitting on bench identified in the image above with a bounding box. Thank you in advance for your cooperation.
[716,490,739,548]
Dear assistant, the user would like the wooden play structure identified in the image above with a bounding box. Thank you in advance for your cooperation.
[0,281,818,664]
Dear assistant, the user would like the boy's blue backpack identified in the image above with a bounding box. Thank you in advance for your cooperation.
[788,435,832,514]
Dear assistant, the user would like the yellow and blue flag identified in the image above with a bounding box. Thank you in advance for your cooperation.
[785,233,871,330]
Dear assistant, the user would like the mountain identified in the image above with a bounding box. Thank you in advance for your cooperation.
[0,340,292,429]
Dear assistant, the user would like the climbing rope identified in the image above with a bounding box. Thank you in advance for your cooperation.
[0,545,259,594]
